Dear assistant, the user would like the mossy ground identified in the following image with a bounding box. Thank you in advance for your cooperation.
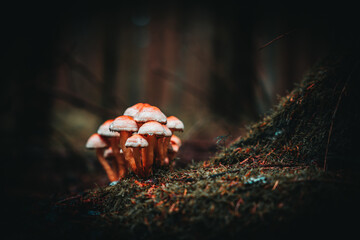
[37,55,360,239]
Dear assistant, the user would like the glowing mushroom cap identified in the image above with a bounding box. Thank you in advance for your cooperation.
[170,134,182,147]
[138,121,166,136]
[86,133,108,149]
[166,116,184,132]
[123,103,145,117]
[97,120,120,137]
[163,125,172,137]
[134,105,167,124]
[125,134,149,148]
[109,115,138,132]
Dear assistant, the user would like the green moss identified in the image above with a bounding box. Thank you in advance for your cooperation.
[51,55,360,239]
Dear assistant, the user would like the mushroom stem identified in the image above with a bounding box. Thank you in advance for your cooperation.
[132,148,144,177]
[119,131,137,174]
[110,138,127,179]
[162,136,171,165]
[96,148,118,182]
[144,135,156,177]
[155,137,162,167]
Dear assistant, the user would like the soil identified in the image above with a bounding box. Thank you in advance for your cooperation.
[6,54,360,239]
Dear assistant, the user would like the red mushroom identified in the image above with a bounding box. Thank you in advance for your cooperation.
[97,119,128,179]
[138,121,166,176]
[157,125,172,166]
[123,103,145,117]
[168,134,182,163]
[109,115,138,174]
[103,147,127,178]
[125,134,149,177]
[134,104,167,127]
[86,133,118,182]
[166,116,184,133]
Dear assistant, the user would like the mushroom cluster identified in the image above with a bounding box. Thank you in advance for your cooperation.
[85,103,184,181]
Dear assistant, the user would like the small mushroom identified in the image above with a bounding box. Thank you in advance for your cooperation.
[109,115,138,174]
[138,121,166,176]
[168,134,182,163]
[103,147,126,178]
[166,116,184,133]
[167,141,180,165]
[157,125,172,166]
[125,134,149,177]
[97,119,128,179]
[86,133,118,182]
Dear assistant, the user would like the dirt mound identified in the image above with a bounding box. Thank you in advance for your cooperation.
[26,55,360,239]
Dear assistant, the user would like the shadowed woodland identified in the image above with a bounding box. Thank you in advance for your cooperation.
[1,1,360,239]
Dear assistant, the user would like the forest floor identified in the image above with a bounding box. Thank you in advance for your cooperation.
[10,55,360,239]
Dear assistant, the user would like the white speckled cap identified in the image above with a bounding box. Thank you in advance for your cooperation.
[170,134,182,147]
[86,133,108,149]
[134,105,167,124]
[123,103,145,117]
[162,125,172,137]
[97,120,120,137]
[125,134,149,148]
[109,115,138,132]
[166,116,184,131]
[138,121,166,136]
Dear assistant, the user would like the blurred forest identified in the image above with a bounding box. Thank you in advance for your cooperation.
[1,0,359,198]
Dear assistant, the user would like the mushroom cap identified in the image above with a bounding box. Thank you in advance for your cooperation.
[123,103,145,117]
[125,134,149,148]
[97,120,120,137]
[134,105,167,124]
[109,115,138,132]
[138,121,166,136]
[162,125,172,137]
[170,134,182,147]
[166,116,184,131]
[170,142,180,152]
[86,133,108,149]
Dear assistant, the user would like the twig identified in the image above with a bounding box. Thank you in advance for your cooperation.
[258,29,295,51]
[324,64,357,170]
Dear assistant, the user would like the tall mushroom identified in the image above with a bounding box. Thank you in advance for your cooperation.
[138,121,166,176]
[134,104,167,127]
[123,103,145,117]
[125,134,149,177]
[109,115,138,174]
[86,133,118,182]
[97,119,127,179]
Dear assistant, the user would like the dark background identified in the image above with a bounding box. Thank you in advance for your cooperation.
[1,0,359,234]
